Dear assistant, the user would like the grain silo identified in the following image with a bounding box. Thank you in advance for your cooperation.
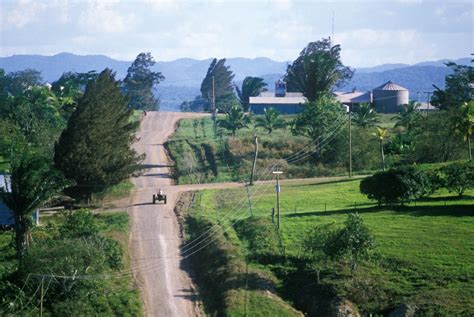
[372,81,409,113]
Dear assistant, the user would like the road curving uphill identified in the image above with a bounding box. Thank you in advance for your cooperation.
[129,111,210,317]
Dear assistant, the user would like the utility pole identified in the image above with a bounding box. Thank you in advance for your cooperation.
[273,170,283,229]
[40,277,44,317]
[245,185,253,217]
[424,91,432,114]
[212,76,216,135]
[249,135,258,185]
[349,104,352,178]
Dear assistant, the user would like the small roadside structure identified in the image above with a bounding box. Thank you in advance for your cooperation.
[0,174,39,227]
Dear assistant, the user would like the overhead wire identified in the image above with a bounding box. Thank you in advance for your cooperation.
[25,107,350,283]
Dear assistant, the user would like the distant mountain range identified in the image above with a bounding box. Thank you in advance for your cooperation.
[0,53,470,110]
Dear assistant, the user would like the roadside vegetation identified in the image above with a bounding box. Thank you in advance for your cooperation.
[184,169,473,315]
[0,211,141,315]
[176,39,473,316]
[0,52,156,314]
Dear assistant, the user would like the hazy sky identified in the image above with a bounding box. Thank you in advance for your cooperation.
[0,0,472,67]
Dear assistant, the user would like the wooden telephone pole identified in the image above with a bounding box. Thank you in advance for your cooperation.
[249,135,258,185]
[349,104,352,178]
[212,76,217,135]
[273,170,283,229]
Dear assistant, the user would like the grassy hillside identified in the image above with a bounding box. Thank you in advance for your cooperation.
[185,176,474,315]
[166,116,392,185]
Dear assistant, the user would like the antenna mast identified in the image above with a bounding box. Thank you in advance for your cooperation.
[331,10,335,44]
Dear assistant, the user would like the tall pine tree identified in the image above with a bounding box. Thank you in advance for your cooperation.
[123,52,164,110]
[200,58,236,112]
[54,69,143,199]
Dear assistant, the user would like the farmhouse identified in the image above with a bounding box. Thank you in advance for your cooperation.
[249,80,409,114]
[0,174,14,226]
[0,174,40,227]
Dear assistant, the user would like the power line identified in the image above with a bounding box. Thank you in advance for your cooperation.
[23,110,354,282]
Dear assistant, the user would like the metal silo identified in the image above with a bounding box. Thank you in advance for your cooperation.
[372,81,409,113]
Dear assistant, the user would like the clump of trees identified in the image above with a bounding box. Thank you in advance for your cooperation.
[360,161,473,205]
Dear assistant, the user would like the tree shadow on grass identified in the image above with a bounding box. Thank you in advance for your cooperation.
[295,178,359,188]
[141,163,174,169]
[416,195,474,202]
[286,204,474,218]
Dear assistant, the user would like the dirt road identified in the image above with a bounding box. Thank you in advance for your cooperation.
[129,111,211,317]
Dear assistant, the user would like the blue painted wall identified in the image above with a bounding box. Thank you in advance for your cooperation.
[250,104,303,115]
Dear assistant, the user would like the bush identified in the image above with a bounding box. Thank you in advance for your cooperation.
[360,166,437,205]
[324,213,375,273]
[440,161,474,196]
[234,217,282,263]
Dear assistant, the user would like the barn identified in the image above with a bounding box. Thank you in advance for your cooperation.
[249,80,409,114]
[249,81,307,114]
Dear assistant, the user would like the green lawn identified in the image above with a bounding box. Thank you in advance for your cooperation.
[188,177,474,315]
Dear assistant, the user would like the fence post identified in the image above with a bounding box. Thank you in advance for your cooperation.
[324,203,327,212]
[272,208,275,224]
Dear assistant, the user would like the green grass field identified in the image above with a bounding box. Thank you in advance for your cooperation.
[187,177,474,315]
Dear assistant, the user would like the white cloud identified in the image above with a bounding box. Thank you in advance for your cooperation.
[2,0,50,29]
[78,1,136,34]
[336,28,419,48]
[275,0,292,10]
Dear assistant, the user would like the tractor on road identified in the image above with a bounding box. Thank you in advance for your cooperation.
[153,189,167,204]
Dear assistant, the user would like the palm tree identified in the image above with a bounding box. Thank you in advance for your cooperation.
[373,126,389,171]
[0,154,71,259]
[451,101,474,160]
[254,108,286,134]
[392,101,422,132]
[235,77,267,112]
[351,103,379,128]
[219,104,250,137]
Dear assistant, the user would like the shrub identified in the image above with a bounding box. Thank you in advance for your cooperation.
[440,161,474,196]
[234,218,282,263]
[59,209,99,238]
[324,213,375,273]
[360,166,437,205]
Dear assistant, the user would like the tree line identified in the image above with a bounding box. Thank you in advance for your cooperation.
[0,52,163,258]
[0,52,163,314]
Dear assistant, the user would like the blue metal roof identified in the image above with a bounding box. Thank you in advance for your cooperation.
[0,174,14,225]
